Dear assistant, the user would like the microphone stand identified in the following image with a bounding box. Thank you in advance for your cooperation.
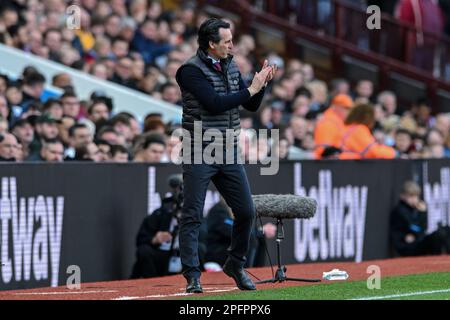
[256,218,321,284]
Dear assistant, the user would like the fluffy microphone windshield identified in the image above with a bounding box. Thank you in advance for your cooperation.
[252,194,317,219]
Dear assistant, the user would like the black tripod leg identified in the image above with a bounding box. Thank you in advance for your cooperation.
[285,277,321,282]
[255,278,277,284]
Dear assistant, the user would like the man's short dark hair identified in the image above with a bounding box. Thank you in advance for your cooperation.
[43,98,62,111]
[111,144,129,157]
[96,125,117,139]
[61,91,78,100]
[42,137,64,147]
[197,18,230,51]
[396,128,412,138]
[111,114,131,126]
[24,72,46,86]
[68,123,88,137]
[143,132,166,149]
[159,82,177,93]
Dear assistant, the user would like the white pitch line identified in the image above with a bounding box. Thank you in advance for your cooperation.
[113,292,193,300]
[14,290,118,296]
[113,287,237,300]
[352,288,450,300]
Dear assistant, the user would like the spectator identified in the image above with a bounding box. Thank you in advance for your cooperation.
[52,73,73,91]
[353,79,374,103]
[58,115,76,147]
[21,72,46,109]
[160,82,181,105]
[110,114,133,145]
[96,126,124,146]
[390,180,449,256]
[61,92,82,120]
[110,144,129,162]
[87,100,111,123]
[377,91,398,116]
[394,128,413,158]
[74,142,102,162]
[314,94,354,159]
[27,137,64,162]
[28,113,60,156]
[130,193,206,279]
[111,36,130,59]
[43,98,64,120]
[0,133,19,161]
[133,132,166,163]
[66,123,94,159]
[339,104,397,159]
[111,56,138,89]
[96,139,112,161]
[43,28,62,62]
[330,78,351,97]
[11,118,34,158]
[131,18,173,64]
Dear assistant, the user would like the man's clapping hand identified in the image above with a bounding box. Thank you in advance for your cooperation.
[248,59,277,96]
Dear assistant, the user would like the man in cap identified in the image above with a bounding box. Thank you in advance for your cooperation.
[313,94,354,159]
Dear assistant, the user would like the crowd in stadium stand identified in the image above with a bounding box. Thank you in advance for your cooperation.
[0,0,448,163]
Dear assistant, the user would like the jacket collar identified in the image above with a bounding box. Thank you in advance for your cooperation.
[197,48,233,71]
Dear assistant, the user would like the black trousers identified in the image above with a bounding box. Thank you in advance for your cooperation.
[396,231,445,257]
[180,162,255,279]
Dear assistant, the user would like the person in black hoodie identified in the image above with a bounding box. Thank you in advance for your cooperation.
[390,180,449,256]
[131,193,207,279]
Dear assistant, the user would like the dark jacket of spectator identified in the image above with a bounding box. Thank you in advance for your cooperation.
[131,30,173,64]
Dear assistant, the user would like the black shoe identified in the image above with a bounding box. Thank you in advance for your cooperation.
[186,278,203,294]
[223,259,256,291]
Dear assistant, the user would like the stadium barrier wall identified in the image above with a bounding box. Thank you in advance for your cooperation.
[0,160,448,290]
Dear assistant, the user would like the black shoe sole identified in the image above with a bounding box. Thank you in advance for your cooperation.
[186,288,203,294]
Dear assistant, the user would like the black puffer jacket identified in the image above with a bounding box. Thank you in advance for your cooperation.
[177,49,241,148]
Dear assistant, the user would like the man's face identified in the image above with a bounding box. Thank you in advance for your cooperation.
[116,58,133,79]
[90,103,110,122]
[357,81,373,98]
[144,143,165,163]
[100,131,120,145]
[0,97,9,119]
[290,118,308,139]
[45,31,62,52]
[98,144,111,161]
[58,117,76,144]
[335,105,351,120]
[48,104,64,120]
[72,127,93,147]
[112,151,128,163]
[13,123,34,144]
[209,27,233,59]
[395,133,411,153]
[0,134,18,160]
[86,142,102,162]
[114,122,132,141]
[28,83,44,99]
[41,142,64,162]
[292,96,310,117]
[62,97,81,118]
[112,41,129,58]
[162,86,180,104]
[382,95,397,115]
[40,122,59,139]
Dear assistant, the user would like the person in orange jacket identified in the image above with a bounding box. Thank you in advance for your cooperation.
[314,94,354,159]
[339,104,397,159]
